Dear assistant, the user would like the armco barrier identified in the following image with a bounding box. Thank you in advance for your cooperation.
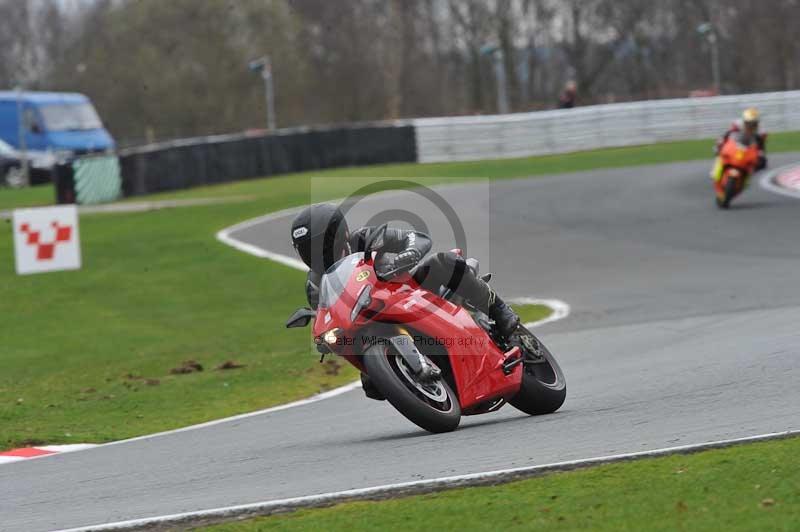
[413,90,800,163]
[120,124,416,197]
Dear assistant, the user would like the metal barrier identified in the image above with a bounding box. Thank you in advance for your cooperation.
[413,90,800,163]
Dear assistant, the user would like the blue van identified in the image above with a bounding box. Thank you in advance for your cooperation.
[0,91,115,163]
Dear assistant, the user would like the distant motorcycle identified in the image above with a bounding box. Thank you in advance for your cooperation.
[286,224,566,433]
[712,135,764,209]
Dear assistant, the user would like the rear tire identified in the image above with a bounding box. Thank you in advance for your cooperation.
[509,327,567,415]
[363,342,461,433]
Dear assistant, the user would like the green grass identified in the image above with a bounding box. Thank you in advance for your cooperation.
[0,184,54,211]
[512,304,552,324]
[2,132,798,450]
[199,436,800,532]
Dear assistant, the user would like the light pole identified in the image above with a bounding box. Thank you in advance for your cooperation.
[480,44,510,114]
[697,23,721,94]
[249,56,276,132]
[14,87,29,187]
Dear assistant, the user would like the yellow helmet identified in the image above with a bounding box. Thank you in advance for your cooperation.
[742,107,760,126]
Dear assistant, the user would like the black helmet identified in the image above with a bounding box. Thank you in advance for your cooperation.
[291,203,350,274]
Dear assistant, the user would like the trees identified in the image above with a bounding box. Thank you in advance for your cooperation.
[1,0,794,146]
[47,0,300,144]
[0,0,56,89]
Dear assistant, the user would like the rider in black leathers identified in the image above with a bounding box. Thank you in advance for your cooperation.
[290,203,520,399]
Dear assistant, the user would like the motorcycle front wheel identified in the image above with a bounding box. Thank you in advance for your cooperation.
[363,342,461,433]
[717,175,740,209]
[509,327,567,416]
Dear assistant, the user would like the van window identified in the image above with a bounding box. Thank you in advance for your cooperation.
[39,103,103,131]
[24,108,42,133]
[0,139,16,156]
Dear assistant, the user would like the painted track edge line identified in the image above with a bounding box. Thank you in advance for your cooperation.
[100,381,365,448]
[758,163,800,199]
[56,429,800,532]
[1,382,364,468]
[216,207,572,329]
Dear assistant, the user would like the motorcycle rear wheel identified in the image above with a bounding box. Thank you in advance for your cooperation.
[509,327,567,416]
[363,343,461,433]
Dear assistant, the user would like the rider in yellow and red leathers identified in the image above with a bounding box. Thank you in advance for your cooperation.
[710,107,767,182]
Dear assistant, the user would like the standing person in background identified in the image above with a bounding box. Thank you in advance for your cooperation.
[558,81,577,109]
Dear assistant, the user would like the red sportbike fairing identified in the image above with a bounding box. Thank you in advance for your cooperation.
[286,225,566,433]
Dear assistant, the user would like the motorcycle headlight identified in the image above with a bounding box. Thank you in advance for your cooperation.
[322,328,341,345]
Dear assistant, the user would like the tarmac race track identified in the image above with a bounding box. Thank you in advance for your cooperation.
[2,154,800,531]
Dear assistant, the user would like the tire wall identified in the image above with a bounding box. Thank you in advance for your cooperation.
[119,124,417,197]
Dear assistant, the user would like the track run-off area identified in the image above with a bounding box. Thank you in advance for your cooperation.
[2,154,800,531]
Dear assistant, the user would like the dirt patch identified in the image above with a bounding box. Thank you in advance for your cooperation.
[170,360,204,375]
[216,361,246,371]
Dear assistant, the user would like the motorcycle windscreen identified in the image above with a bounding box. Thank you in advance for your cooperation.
[318,253,364,309]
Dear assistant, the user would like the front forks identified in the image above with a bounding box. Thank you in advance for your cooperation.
[387,327,441,381]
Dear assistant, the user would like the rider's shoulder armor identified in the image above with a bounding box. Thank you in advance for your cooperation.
[349,226,409,253]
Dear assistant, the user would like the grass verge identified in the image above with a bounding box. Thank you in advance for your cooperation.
[2,133,797,450]
[512,304,552,325]
[199,436,800,532]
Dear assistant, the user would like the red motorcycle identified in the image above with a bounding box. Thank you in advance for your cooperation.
[712,134,765,209]
[287,225,566,433]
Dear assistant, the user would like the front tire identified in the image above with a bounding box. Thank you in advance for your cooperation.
[723,176,738,208]
[509,327,566,415]
[363,342,461,433]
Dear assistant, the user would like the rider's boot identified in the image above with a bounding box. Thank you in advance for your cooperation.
[488,295,521,340]
[460,275,520,341]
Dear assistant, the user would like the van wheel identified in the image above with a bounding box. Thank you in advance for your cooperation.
[4,166,25,188]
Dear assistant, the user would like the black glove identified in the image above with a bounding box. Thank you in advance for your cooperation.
[391,249,421,273]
